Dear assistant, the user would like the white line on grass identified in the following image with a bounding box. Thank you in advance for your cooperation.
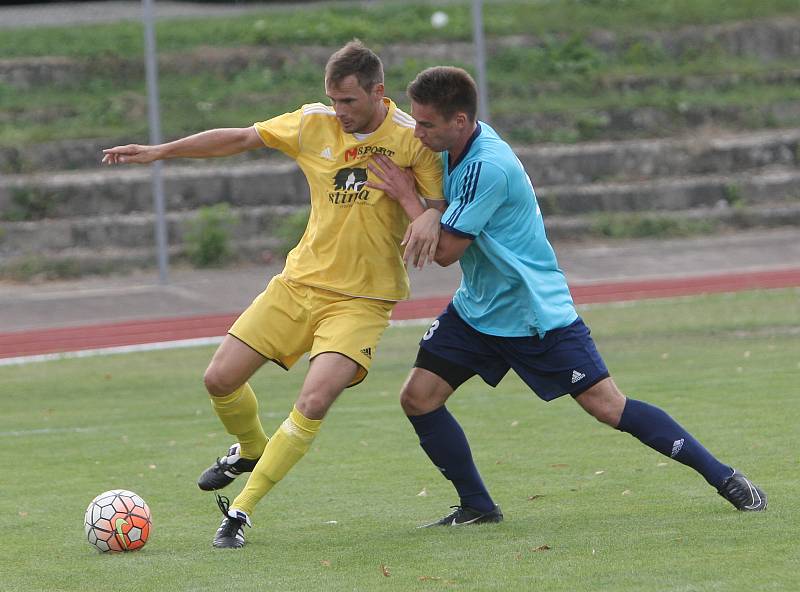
[0,319,434,367]
[0,336,224,366]
[0,426,100,437]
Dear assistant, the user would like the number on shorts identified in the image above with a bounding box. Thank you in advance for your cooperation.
[422,319,440,341]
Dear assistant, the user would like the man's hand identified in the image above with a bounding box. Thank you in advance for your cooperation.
[366,154,443,267]
[402,207,442,269]
[366,154,419,208]
[101,144,160,165]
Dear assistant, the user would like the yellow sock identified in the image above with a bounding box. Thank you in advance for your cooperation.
[232,406,322,516]
[210,383,268,459]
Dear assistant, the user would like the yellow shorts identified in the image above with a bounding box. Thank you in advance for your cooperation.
[228,275,395,387]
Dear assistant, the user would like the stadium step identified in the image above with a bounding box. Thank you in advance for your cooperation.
[517,128,800,186]
[2,201,798,278]
[2,129,798,216]
[0,160,310,219]
[537,165,800,216]
[0,204,295,252]
[1,123,797,278]
[3,15,798,91]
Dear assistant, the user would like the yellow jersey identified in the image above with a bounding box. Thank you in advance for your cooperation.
[254,98,444,301]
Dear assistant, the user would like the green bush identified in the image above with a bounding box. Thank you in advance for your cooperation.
[1,255,84,281]
[185,203,236,267]
[592,213,718,238]
[4,187,58,222]
[723,183,746,208]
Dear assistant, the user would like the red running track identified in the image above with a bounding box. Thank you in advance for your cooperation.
[2,268,798,360]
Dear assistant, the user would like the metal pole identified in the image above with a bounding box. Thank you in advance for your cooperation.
[142,0,169,284]
[471,0,490,123]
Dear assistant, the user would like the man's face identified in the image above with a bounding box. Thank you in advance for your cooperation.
[326,74,384,134]
[410,101,463,153]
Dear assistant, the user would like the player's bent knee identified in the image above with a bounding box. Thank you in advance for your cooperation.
[399,385,429,416]
[576,393,623,427]
[590,407,619,427]
[399,391,417,415]
[295,391,336,420]
[203,366,240,397]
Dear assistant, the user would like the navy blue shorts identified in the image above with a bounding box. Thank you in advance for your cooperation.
[416,304,609,401]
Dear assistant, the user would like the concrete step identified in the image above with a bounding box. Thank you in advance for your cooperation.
[2,199,797,277]
[0,238,279,281]
[3,121,800,180]
[0,137,283,175]
[0,204,301,256]
[518,128,800,185]
[4,162,797,226]
[537,165,800,215]
[3,16,799,89]
[509,68,800,100]
[546,202,800,240]
[2,131,799,220]
[0,161,310,220]
[498,100,800,143]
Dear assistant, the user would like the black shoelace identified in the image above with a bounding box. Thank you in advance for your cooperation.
[216,494,234,517]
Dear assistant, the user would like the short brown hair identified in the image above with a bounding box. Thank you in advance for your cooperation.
[325,40,384,92]
[407,66,478,122]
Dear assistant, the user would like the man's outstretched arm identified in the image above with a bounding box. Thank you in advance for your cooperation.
[101,127,264,165]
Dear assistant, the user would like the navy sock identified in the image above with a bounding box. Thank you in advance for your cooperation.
[617,398,733,488]
[407,406,496,512]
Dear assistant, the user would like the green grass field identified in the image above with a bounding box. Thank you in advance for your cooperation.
[1,289,798,591]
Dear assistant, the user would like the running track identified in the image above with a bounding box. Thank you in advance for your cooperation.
[2,268,798,362]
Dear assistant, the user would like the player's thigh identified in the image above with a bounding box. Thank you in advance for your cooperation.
[228,276,314,371]
[204,334,269,396]
[502,317,610,402]
[417,304,507,388]
[295,352,361,419]
[310,293,394,387]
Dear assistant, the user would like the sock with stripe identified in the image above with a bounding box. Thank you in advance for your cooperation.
[408,406,496,513]
[617,398,733,488]
[210,382,268,459]
[232,405,322,516]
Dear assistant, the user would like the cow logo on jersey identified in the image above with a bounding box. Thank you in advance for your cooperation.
[330,167,370,205]
[334,168,368,191]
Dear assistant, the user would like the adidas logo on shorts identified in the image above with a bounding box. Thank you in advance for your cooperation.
[360,347,372,359]
[570,370,586,384]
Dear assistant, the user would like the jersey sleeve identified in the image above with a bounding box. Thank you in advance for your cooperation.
[253,107,304,159]
[412,147,445,201]
[441,161,506,239]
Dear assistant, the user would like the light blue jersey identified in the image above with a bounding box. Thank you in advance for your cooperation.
[441,123,577,337]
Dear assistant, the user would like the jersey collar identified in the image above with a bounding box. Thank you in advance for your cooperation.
[448,123,482,174]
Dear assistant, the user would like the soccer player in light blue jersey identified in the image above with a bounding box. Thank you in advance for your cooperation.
[369,66,766,527]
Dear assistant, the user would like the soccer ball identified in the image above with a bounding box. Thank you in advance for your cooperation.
[430,10,449,29]
[84,489,152,552]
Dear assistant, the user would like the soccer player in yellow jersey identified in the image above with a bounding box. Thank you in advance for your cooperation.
[102,41,445,548]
